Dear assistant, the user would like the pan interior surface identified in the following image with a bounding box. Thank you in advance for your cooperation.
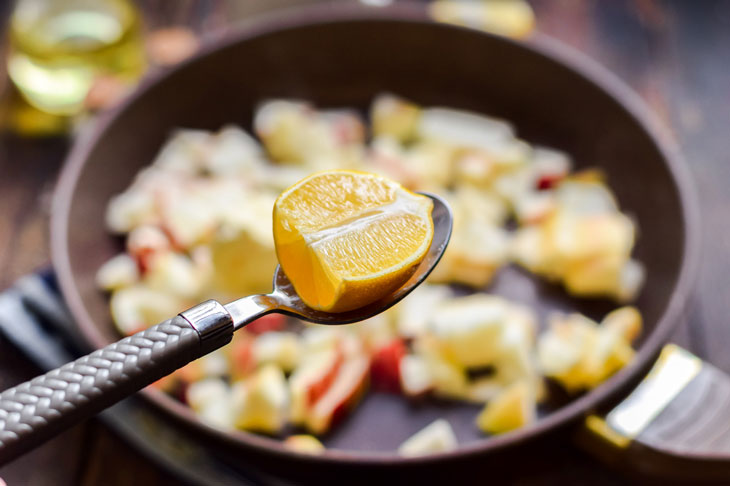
[52,10,694,465]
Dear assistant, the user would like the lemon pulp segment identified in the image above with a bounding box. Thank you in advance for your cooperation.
[273,171,434,312]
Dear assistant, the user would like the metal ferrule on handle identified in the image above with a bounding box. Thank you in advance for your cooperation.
[0,300,233,465]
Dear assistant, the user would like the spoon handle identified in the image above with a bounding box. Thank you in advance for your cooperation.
[0,300,233,465]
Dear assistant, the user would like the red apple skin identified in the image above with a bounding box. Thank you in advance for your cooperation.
[307,350,345,407]
[536,173,564,190]
[308,356,370,434]
[370,338,407,393]
[230,334,255,378]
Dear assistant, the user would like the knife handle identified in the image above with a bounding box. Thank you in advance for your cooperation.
[0,300,233,465]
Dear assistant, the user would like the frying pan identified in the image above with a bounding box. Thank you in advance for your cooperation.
[49,2,699,482]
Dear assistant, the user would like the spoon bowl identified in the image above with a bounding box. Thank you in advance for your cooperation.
[224,192,453,329]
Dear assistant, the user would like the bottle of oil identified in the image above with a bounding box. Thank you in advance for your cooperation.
[7,0,145,116]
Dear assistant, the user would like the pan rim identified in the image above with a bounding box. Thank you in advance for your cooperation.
[51,1,701,466]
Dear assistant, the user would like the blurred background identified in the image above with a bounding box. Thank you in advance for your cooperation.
[0,0,727,484]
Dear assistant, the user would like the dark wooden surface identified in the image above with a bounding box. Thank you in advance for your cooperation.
[0,0,726,483]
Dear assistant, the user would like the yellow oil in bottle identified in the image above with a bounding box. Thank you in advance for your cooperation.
[7,0,145,116]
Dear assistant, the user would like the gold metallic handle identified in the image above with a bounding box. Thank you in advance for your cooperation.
[576,344,730,481]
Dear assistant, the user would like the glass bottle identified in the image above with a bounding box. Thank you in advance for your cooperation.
[7,0,145,116]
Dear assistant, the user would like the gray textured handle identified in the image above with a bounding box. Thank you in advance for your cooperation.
[0,316,204,464]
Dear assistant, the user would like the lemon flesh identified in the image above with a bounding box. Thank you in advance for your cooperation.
[273,170,434,313]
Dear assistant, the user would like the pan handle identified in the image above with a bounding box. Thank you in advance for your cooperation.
[0,300,233,465]
[575,344,730,481]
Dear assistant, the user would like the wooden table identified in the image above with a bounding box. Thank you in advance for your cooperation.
[0,0,726,483]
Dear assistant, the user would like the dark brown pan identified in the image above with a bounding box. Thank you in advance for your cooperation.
[50,2,699,480]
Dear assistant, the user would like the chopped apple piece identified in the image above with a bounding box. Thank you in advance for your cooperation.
[602,306,642,342]
[126,224,171,271]
[428,219,509,287]
[254,100,364,168]
[465,377,503,404]
[617,259,646,302]
[158,185,218,248]
[186,378,228,411]
[289,347,344,426]
[413,336,468,400]
[110,284,186,334]
[476,381,535,435]
[427,295,507,368]
[393,284,451,338]
[454,151,497,188]
[151,128,211,174]
[399,354,435,398]
[254,100,317,163]
[186,378,234,430]
[404,140,456,190]
[96,254,139,290]
[304,355,370,434]
[370,93,421,143]
[252,331,301,372]
[514,191,556,224]
[232,365,289,434]
[355,314,396,352]
[418,107,513,151]
[105,189,157,234]
[531,147,571,185]
[283,435,325,454]
[428,0,535,39]
[537,310,640,392]
[211,192,279,297]
[494,307,537,384]
[370,338,407,393]
[144,251,207,299]
[398,419,458,457]
[230,332,255,380]
[555,177,617,215]
[300,326,344,354]
[206,125,267,176]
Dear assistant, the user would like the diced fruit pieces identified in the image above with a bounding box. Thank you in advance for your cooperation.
[429,0,535,39]
[289,347,344,426]
[370,338,407,393]
[602,306,642,342]
[371,93,421,143]
[110,284,185,334]
[101,96,647,444]
[476,381,535,435]
[399,354,435,398]
[144,251,206,298]
[393,284,451,338]
[230,333,255,379]
[398,419,458,457]
[428,220,509,287]
[427,295,507,368]
[252,331,301,372]
[283,435,325,454]
[96,254,139,290]
[304,355,370,434]
[105,190,157,234]
[412,337,468,400]
[537,309,640,392]
[211,191,279,297]
[186,378,234,430]
[233,365,289,434]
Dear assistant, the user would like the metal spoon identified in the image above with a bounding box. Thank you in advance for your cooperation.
[0,193,452,464]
